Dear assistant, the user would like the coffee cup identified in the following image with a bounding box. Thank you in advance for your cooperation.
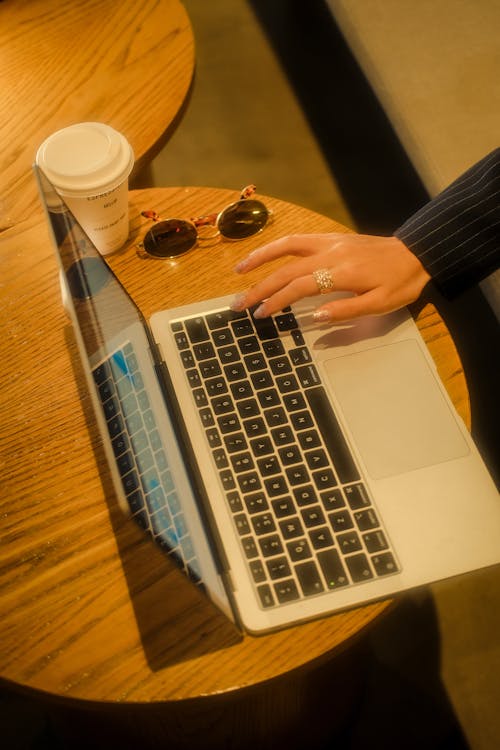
[36,122,134,255]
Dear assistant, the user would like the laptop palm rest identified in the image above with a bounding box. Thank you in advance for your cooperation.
[323,339,469,479]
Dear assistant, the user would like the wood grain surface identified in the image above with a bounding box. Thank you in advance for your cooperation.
[0,0,194,231]
[0,186,470,713]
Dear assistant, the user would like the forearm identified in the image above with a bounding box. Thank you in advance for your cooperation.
[395,148,500,297]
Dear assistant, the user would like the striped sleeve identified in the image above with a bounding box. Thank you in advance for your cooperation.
[395,148,500,297]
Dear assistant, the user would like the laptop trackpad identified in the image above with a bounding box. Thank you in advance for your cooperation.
[323,339,469,479]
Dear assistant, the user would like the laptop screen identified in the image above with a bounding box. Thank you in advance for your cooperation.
[34,165,148,360]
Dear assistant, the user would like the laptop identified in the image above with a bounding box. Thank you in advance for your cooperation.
[35,166,500,634]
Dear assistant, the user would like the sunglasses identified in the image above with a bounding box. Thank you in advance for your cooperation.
[138,185,272,258]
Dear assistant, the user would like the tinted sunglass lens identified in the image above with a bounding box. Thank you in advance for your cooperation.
[218,199,269,240]
[143,219,197,257]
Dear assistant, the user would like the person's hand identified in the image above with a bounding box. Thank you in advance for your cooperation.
[230,232,431,322]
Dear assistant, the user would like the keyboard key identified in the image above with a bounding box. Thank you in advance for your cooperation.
[264,476,288,497]
[296,364,321,388]
[274,579,300,603]
[271,425,294,446]
[295,561,324,596]
[345,483,371,509]
[257,388,281,408]
[193,341,216,361]
[238,335,260,355]
[291,410,314,430]
[262,339,285,357]
[237,398,260,418]
[250,559,266,583]
[282,391,306,410]
[328,510,354,532]
[354,508,379,531]
[318,549,349,589]
[231,452,254,473]
[206,377,228,397]
[272,497,295,517]
[224,362,246,381]
[244,353,266,371]
[301,505,326,528]
[250,436,274,456]
[297,429,321,450]
[212,328,234,347]
[289,346,311,365]
[251,312,278,340]
[293,485,318,506]
[270,356,292,376]
[231,318,254,337]
[345,553,373,582]
[251,370,274,389]
[372,552,398,576]
[213,448,229,469]
[312,468,337,490]
[275,312,297,331]
[211,395,234,414]
[234,513,251,536]
[363,530,389,553]
[224,432,247,452]
[278,444,302,465]
[245,492,269,513]
[305,387,360,484]
[267,556,291,580]
[219,345,240,364]
[257,584,275,607]
[287,538,312,561]
[320,488,344,511]
[185,316,209,343]
[259,534,283,557]
[220,470,236,491]
[230,380,253,399]
[279,516,304,539]
[227,491,243,513]
[242,536,258,558]
[243,417,267,437]
[252,513,276,535]
[337,531,362,554]
[309,526,334,549]
[257,455,281,476]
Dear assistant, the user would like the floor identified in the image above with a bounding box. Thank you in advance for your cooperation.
[3,1,499,748]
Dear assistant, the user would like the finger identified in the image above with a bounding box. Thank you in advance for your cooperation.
[232,255,328,312]
[235,233,343,273]
[314,289,389,323]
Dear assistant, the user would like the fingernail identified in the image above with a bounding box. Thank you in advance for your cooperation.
[313,308,331,323]
[252,303,267,319]
[230,292,247,311]
[234,257,250,273]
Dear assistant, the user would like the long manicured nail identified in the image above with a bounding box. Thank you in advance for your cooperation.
[252,303,267,319]
[234,257,250,273]
[230,292,247,311]
[313,308,331,323]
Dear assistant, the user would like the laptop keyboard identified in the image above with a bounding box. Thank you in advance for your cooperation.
[92,344,202,583]
[171,306,399,609]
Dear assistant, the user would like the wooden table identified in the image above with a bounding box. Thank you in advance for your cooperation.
[0,0,194,231]
[0,187,470,749]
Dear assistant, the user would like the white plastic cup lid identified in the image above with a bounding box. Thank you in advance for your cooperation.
[36,122,134,197]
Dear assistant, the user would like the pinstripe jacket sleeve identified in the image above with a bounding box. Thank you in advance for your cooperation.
[395,148,500,298]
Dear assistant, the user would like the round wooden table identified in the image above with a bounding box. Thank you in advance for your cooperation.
[0,187,470,749]
[0,0,194,231]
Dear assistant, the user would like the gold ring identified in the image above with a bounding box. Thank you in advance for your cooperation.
[312,268,334,294]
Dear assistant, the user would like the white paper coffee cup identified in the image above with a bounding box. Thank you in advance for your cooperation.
[36,122,134,255]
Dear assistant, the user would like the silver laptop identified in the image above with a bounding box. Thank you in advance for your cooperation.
[36,166,500,634]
